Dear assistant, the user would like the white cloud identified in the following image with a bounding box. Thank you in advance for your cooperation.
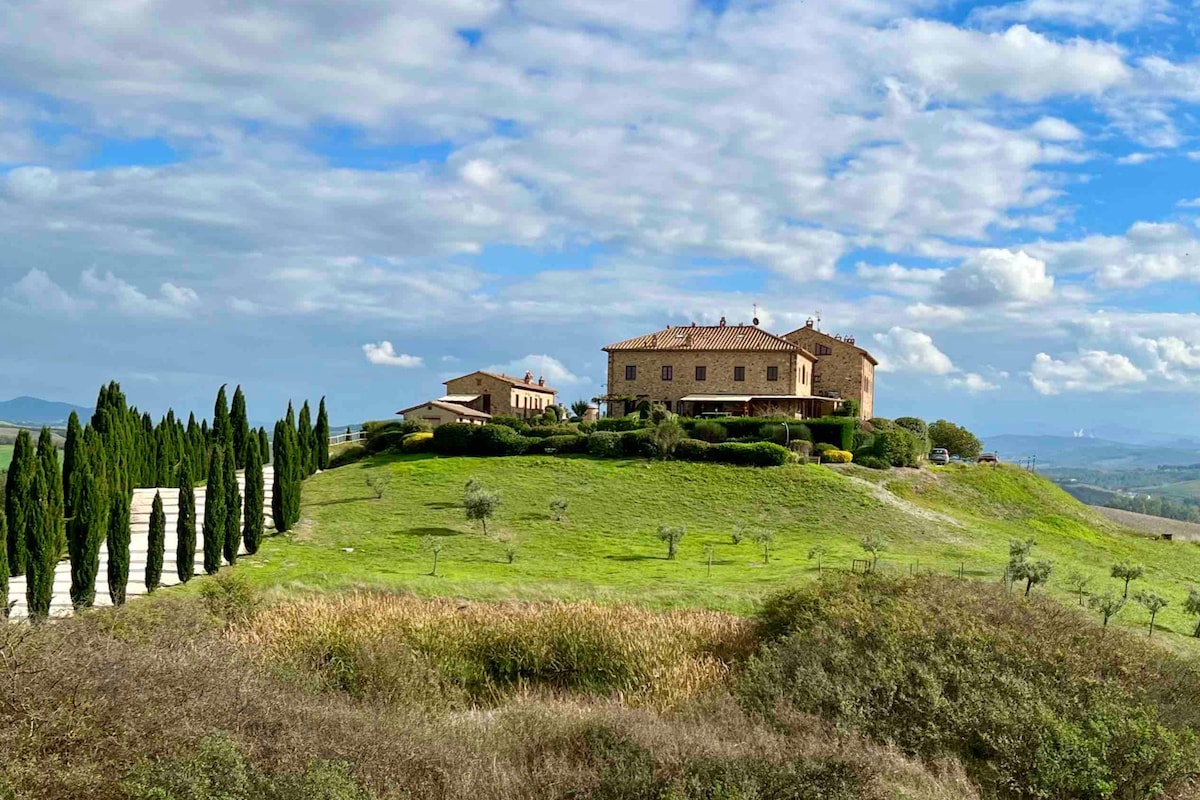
[948,372,1000,392]
[7,269,89,313]
[1189,152,1200,162]
[1029,116,1084,141]
[80,268,200,318]
[938,249,1055,306]
[1029,350,1146,394]
[362,341,424,367]
[884,22,1130,103]
[1116,151,1159,165]
[485,354,584,386]
[855,263,945,298]
[970,0,1173,30]
[1029,221,1200,287]
[1178,198,1200,208]
[873,327,956,375]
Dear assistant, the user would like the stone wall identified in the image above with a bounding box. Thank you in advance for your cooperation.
[445,374,556,419]
[605,349,813,413]
[782,327,875,418]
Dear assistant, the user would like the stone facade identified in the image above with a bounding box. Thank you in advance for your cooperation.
[399,401,489,428]
[606,350,813,413]
[443,371,557,419]
[781,322,877,419]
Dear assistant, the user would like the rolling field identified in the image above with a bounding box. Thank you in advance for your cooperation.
[234,453,1200,644]
[0,444,11,471]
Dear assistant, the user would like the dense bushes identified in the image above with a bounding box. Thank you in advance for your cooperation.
[822,450,853,464]
[743,576,1200,799]
[475,424,532,456]
[524,424,578,439]
[692,420,728,443]
[708,442,791,467]
[595,416,643,432]
[534,434,588,454]
[675,439,711,461]
[329,445,368,468]
[431,423,479,455]
[401,432,433,452]
[587,431,624,458]
[865,427,924,468]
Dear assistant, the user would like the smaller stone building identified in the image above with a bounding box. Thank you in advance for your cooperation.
[781,320,877,419]
[398,400,491,428]
[441,370,558,419]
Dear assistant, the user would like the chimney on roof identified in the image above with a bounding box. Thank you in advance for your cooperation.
[523,370,533,383]
[538,376,545,387]
[847,336,855,345]
[719,316,727,327]
[805,318,814,328]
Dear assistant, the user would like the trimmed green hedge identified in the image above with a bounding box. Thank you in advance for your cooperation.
[534,434,588,454]
[475,424,532,456]
[675,438,711,461]
[431,423,480,455]
[586,431,624,458]
[708,441,791,467]
[524,424,579,439]
[595,416,643,432]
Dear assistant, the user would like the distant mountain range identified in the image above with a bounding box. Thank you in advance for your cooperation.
[0,396,92,428]
[983,434,1200,470]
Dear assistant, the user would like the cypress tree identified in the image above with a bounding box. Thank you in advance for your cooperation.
[37,427,65,559]
[315,397,330,471]
[242,435,264,554]
[213,385,231,447]
[271,419,290,533]
[176,457,196,583]
[24,464,53,620]
[0,512,7,618]
[231,385,250,469]
[223,440,240,565]
[202,448,226,574]
[287,420,303,528]
[298,401,314,477]
[106,488,131,606]
[286,401,295,431]
[5,430,34,577]
[147,491,165,592]
[258,427,269,467]
[63,411,82,521]
[67,442,105,609]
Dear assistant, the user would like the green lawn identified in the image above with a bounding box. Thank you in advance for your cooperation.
[231,453,1200,644]
[0,444,12,471]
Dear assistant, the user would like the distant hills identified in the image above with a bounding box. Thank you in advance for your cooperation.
[984,434,1200,470]
[0,396,92,428]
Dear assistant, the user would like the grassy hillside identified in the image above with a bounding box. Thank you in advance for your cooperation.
[0,443,11,471]
[238,454,1200,643]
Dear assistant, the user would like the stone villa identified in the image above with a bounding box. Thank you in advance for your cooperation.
[602,318,876,419]
[400,370,559,426]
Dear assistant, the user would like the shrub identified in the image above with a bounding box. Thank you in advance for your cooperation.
[475,424,533,456]
[401,431,433,452]
[199,570,259,625]
[596,416,642,432]
[586,431,625,458]
[871,427,923,468]
[822,449,853,463]
[894,416,929,446]
[929,419,983,459]
[788,440,813,456]
[813,442,838,455]
[856,455,890,470]
[578,420,597,434]
[621,429,659,458]
[760,423,788,445]
[806,417,856,451]
[832,399,860,418]
[489,415,528,432]
[536,434,588,454]
[708,442,790,467]
[524,424,578,439]
[692,420,728,443]
[328,445,368,468]
[650,420,686,458]
[675,439,711,461]
[432,423,479,455]
[364,429,406,454]
[852,429,875,451]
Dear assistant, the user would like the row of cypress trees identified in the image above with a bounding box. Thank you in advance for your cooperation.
[3,381,329,619]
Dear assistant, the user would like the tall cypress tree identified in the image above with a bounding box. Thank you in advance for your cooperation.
[202,447,226,574]
[67,441,105,609]
[146,491,165,592]
[37,427,65,559]
[286,401,295,431]
[176,457,196,583]
[213,385,231,448]
[0,508,8,617]
[298,401,314,478]
[231,385,250,469]
[242,435,264,554]
[258,427,270,467]
[5,430,34,577]
[223,440,240,565]
[63,411,82,521]
[314,397,330,471]
[271,419,290,533]
[24,464,53,620]
[106,488,131,606]
[288,420,303,528]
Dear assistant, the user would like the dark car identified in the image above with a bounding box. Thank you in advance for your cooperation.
[929,448,949,465]
[977,452,999,464]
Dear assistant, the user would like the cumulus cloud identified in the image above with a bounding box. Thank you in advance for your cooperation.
[873,327,956,375]
[1029,221,1200,287]
[362,342,424,367]
[938,249,1055,306]
[970,0,1173,30]
[855,263,945,298]
[948,372,1000,392]
[485,354,584,386]
[1116,152,1159,165]
[6,269,89,314]
[1029,116,1084,141]
[1029,350,1146,394]
[80,269,200,318]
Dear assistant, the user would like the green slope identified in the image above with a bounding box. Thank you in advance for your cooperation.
[0,444,12,471]
[240,454,1200,644]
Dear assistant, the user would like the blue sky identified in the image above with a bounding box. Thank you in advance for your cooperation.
[4,0,1200,438]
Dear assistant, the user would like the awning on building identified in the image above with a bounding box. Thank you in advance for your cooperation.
[679,394,755,402]
[439,394,481,403]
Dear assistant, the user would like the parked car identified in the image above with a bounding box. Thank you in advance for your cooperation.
[929,448,949,465]
[977,452,999,464]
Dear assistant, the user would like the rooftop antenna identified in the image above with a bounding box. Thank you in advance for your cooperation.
[814,310,822,331]
[752,303,760,327]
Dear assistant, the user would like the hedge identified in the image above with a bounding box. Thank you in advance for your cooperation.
[532,434,588,454]
[806,418,855,451]
[595,416,643,432]
[329,444,368,468]
[475,424,534,456]
[675,438,711,461]
[823,449,854,464]
[708,441,791,467]
[524,424,579,439]
[431,423,479,455]
[401,431,433,452]
[621,428,659,458]
[866,427,924,468]
[586,431,624,458]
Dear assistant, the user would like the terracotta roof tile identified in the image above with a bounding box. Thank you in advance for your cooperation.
[398,400,492,419]
[603,325,811,356]
[444,371,558,394]
[781,326,879,365]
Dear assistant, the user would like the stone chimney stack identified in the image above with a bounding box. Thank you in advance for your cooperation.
[538,376,546,387]
[523,370,533,383]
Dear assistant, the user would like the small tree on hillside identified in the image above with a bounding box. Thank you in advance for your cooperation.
[1135,590,1169,637]
[423,535,443,577]
[315,397,331,471]
[751,529,775,564]
[1185,588,1200,638]
[808,545,829,574]
[549,497,568,522]
[1111,562,1145,599]
[146,491,165,593]
[928,419,983,459]
[203,448,226,575]
[1090,591,1126,628]
[1013,559,1053,596]
[231,385,250,469]
[106,489,131,606]
[176,457,196,583]
[1065,571,1092,606]
[571,400,590,420]
[464,487,501,536]
[656,525,686,560]
[860,533,887,570]
[242,437,265,555]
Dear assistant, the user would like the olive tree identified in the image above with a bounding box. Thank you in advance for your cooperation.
[807,545,829,574]
[1065,571,1092,606]
[549,497,568,522]
[751,530,775,564]
[422,535,443,576]
[1111,562,1145,599]
[464,487,501,537]
[860,533,887,569]
[1135,590,1169,637]
[1186,588,1200,638]
[656,525,685,560]
[1090,591,1126,628]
